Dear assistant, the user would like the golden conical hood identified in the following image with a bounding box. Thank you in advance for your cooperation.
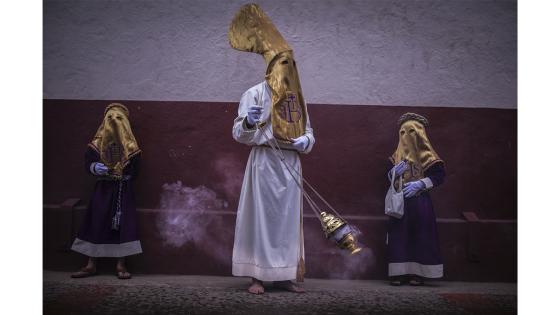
[89,103,141,177]
[228,3,292,66]
[390,113,443,183]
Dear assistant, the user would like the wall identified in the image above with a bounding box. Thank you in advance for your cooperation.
[43,0,517,281]
[43,99,517,281]
[44,0,516,108]
[44,100,517,219]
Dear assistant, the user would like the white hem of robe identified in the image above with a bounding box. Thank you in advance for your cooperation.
[388,262,443,278]
[232,263,298,281]
[71,238,142,257]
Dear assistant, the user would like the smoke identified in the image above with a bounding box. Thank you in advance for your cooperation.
[330,224,376,279]
[327,246,376,280]
[307,222,377,280]
[212,153,244,202]
[155,161,376,279]
[156,181,232,264]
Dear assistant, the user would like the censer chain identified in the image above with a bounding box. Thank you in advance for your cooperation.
[256,123,346,221]
[256,123,323,217]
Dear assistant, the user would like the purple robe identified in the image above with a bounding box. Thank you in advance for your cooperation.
[70,146,142,257]
[387,162,445,278]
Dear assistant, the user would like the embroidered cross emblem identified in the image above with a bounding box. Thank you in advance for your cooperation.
[278,92,302,123]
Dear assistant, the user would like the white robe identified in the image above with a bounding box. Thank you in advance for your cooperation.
[231,81,315,281]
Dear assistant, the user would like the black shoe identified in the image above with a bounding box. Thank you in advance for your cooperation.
[389,276,407,286]
[409,276,424,286]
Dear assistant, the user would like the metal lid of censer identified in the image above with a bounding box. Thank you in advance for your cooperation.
[320,212,362,255]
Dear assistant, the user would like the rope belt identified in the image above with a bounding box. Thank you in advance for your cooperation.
[111,179,123,231]
[97,174,132,181]
[257,144,299,152]
[95,174,131,231]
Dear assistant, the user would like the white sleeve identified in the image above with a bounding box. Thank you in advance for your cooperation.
[232,89,258,145]
[420,177,434,190]
[300,105,315,154]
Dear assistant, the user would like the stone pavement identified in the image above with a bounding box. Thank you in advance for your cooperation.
[44,270,516,315]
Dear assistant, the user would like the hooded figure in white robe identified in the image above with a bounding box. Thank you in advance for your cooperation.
[228,4,315,283]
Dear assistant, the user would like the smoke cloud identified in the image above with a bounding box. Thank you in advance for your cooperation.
[306,221,376,280]
[154,164,375,279]
[212,153,244,202]
[156,181,233,265]
[327,246,376,280]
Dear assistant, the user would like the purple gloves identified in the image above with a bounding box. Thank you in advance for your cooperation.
[91,162,109,175]
[389,161,428,198]
[403,180,426,198]
[290,135,310,152]
[246,105,263,126]
[388,160,409,181]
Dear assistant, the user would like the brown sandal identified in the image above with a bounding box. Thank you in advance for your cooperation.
[71,267,97,278]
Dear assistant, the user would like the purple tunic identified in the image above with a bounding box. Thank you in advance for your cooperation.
[387,162,445,278]
[70,146,142,257]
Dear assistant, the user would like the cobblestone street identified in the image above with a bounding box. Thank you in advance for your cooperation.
[44,270,516,314]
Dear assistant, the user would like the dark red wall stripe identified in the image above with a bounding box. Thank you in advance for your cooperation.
[43,99,516,281]
[44,99,517,220]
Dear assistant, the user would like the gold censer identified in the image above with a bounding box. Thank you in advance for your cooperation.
[320,212,362,255]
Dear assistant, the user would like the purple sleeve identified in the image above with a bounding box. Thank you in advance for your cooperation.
[124,154,141,180]
[84,146,101,175]
[424,162,445,187]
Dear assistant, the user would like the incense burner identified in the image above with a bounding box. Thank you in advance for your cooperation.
[320,212,362,255]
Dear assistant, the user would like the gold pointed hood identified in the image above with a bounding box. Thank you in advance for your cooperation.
[228,3,307,143]
[390,113,443,183]
[89,103,141,177]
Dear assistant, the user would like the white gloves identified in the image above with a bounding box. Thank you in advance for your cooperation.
[290,135,310,153]
[246,105,263,127]
[91,162,109,175]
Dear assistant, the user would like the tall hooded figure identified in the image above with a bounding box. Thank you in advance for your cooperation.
[386,113,445,286]
[228,4,315,294]
[70,103,142,280]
